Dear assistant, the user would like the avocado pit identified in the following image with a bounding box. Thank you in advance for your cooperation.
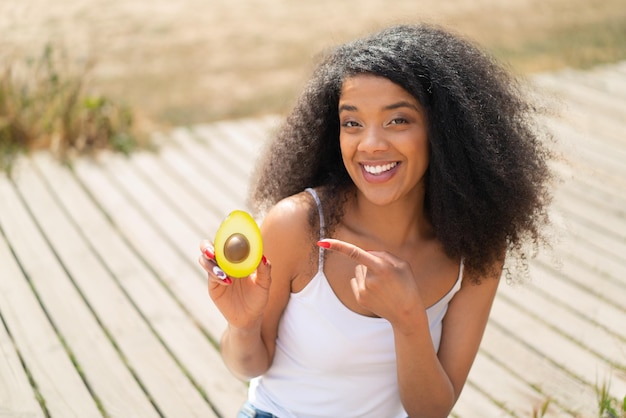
[224,233,250,263]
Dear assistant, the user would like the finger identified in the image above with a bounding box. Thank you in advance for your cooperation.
[317,239,381,270]
[197,253,215,273]
[198,255,232,285]
[350,277,360,301]
[252,255,271,290]
[199,240,215,260]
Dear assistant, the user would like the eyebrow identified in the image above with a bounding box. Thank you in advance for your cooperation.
[338,101,421,113]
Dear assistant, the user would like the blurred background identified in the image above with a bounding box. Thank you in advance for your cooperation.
[2,0,625,129]
[1,2,625,416]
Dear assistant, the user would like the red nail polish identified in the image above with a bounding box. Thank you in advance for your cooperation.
[223,277,232,285]
[317,241,331,249]
[262,255,268,265]
[203,247,215,259]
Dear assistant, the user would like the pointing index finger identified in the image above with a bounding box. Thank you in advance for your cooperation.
[317,239,380,269]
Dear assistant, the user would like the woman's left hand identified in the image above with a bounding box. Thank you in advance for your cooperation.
[318,239,424,331]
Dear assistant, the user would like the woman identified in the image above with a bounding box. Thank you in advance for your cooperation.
[199,24,552,418]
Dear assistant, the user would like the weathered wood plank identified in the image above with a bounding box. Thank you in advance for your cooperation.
[451,380,511,418]
[131,150,222,235]
[0,169,102,417]
[481,324,589,417]
[34,152,246,417]
[68,154,247,417]
[168,127,252,207]
[84,152,227,337]
[548,66,626,100]
[0,235,46,418]
[501,280,624,374]
[12,157,162,417]
[461,348,545,416]
[152,133,244,215]
[534,72,626,123]
[492,273,626,397]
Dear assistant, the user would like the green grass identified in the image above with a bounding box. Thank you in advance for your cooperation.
[597,380,626,418]
[0,44,146,172]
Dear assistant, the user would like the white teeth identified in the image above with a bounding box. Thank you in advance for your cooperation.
[363,162,398,175]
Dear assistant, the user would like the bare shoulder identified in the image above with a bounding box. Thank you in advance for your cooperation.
[260,191,318,282]
[261,191,316,247]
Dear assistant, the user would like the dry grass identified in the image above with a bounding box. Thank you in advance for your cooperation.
[1,0,625,127]
[0,44,147,171]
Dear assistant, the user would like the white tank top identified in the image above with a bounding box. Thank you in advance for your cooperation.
[249,188,463,418]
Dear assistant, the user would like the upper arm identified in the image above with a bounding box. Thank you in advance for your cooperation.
[436,264,502,399]
[257,194,314,364]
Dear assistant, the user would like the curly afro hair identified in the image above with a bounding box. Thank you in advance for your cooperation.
[248,23,553,280]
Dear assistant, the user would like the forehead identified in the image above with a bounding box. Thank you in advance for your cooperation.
[339,74,421,109]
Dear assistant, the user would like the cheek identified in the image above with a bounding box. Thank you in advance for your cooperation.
[339,135,352,164]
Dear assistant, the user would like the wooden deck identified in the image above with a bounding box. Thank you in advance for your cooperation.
[1,62,625,417]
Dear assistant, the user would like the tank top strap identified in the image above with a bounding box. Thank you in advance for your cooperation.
[305,188,325,272]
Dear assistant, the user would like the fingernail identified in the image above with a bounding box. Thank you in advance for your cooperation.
[212,265,228,280]
[203,246,215,259]
[262,255,268,265]
[317,240,331,249]
[223,277,232,285]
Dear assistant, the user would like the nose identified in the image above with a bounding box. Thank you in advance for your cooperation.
[357,126,389,153]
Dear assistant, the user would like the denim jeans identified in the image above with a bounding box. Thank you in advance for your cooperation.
[237,401,279,418]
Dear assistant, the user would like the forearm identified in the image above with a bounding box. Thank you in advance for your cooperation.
[393,313,456,418]
[220,320,271,381]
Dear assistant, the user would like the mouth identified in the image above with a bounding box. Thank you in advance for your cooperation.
[362,162,399,176]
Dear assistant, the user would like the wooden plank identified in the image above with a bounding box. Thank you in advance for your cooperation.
[66,154,247,417]
[498,281,625,386]
[17,156,180,417]
[131,150,222,235]
[193,125,253,180]
[540,230,626,301]
[533,73,626,123]
[88,152,227,338]
[536,235,626,316]
[554,190,626,241]
[0,167,101,417]
[0,239,46,418]
[490,280,626,398]
[561,183,626,221]
[479,321,591,417]
[459,348,546,416]
[548,100,625,147]
[555,162,626,216]
[536,251,626,318]
[169,127,252,206]
[529,262,626,343]
[554,201,626,265]
[547,119,626,180]
[451,377,511,417]
[550,67,626,100]
[33,153,246,417]
[152,137,244,214]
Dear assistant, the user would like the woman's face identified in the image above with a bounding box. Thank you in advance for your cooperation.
[338,74,429,207]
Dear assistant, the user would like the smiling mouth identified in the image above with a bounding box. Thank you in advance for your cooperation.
[362,162,399,175]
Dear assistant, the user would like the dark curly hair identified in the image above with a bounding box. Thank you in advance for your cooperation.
[248,24,553,280]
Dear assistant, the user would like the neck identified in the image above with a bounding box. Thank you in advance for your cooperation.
[342,188,433,249]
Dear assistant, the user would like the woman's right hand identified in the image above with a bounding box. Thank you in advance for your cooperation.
[198,240,272,330]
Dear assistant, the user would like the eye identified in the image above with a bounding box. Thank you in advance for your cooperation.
[389,117,409,125]
[341,120,361,128]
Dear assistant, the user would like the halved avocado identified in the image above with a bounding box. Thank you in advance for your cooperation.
[214,210,263,278]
